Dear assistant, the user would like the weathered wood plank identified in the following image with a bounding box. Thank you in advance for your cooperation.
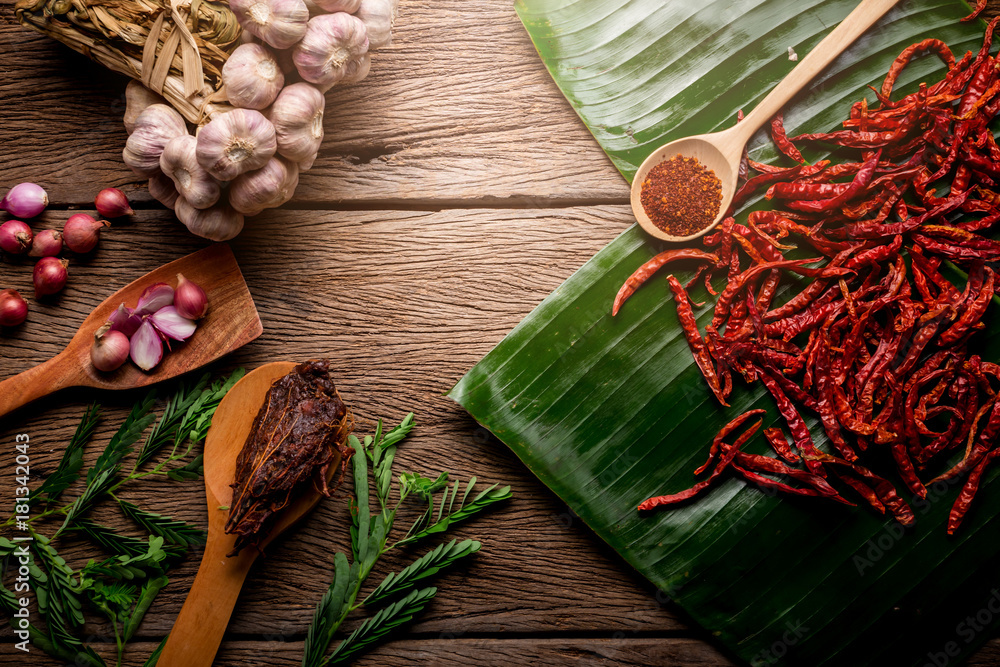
[41,637,737,666]
[0,0,628,207]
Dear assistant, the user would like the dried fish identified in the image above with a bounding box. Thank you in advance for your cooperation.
[226,359,353,555]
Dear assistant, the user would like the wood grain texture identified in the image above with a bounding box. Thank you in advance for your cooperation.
[3,0,1000,664]
[0,0,628,207]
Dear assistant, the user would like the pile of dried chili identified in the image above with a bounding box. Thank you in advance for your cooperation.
[617,16,1000,534]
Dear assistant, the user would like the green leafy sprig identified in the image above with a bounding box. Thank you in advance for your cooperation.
[1,370,242,667]
[302,414,512,667]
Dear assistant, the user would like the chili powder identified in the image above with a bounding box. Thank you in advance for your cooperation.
[640,155,723,236]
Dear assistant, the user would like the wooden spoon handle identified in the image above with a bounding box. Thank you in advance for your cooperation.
[0,354,78,421]
[159,509,257,667]
[734,0,901,145]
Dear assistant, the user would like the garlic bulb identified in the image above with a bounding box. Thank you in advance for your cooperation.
[355,0,397,49]
[341,52,371,84]
[229,157,300,215]
[310,0,360,12]
[160,135,222,210]
[124,81,167,134]
[293,13,369,89]
[230,0,309,50]
[315,53,370,92]
[223,43,285,110]
[196,108,277,181]
[175,198,245,241]
[123,104,187,178]
[148,174,180,209]
[269,83,325,168]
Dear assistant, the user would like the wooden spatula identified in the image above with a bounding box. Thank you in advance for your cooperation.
[158,361,340,667]
[0,244,262,420]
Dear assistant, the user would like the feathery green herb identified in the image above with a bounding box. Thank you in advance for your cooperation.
[303,414,510,667]
[1,370,241,667]
[30,403,101,507]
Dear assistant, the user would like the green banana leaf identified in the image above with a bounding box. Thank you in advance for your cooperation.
[449,1,1000,665]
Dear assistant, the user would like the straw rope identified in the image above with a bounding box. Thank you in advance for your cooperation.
[15,0,243,124]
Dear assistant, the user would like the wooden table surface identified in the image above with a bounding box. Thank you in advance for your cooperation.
[3,1,1000,665]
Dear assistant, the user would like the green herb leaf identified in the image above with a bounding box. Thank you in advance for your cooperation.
[350,435,370,564]
[31,533,86,636]
[326,587,437,665]
[398,480,512,546]
[71,520,188,560]
[20,623,104,667]
[141,636,168,667]
[90,393,156,483]
[166,453,204,481]
[124,575,168,642]
[81,536,167,581]
[134,371,242,470]
[117,500,207,547]
[365,539,480,607]
[303,552,353,667]
[56,396,157,536]
[89,580,138,610]
[378,413,414,451]
[134,376,209,469]
[31,403,101,506]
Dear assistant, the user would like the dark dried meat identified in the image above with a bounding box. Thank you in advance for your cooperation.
[225,360,353,555]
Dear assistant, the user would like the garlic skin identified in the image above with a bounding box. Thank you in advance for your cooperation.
[340,52,371,84]
[123,104,187,177]
[269,83,325,168]
[223,43,285,110]
[229,157,300,215]
[124,81,167,134]
[310,0,360,12]
[175,198,245,241]
[160,135,222,210]
[196,109,277,181]
[355,0,397,49]
[148,174,180,209]
[293,13,369,89]
[231,0,309,50]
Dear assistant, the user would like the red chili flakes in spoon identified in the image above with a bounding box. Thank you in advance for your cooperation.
[640,155,723,237]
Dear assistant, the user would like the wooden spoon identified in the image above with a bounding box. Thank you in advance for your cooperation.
[0,244,262,420]
[159,361,341,667]
[631,0,901,242]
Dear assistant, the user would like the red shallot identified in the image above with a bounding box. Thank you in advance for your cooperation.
[107,303,142,338]
[33,257,68,298]
[0,289,28,326]
[129,319,164,371]
[135,282,175,315]
[63,214,109,253]
[28,229,62,258]
[0,220,32,255]
[174,273,208,319]
[1,182,48,218]
[94,188,133,218]
[90,323,130,372]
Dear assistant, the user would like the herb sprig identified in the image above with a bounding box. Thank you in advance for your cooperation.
[0,370,243,667]
[302,414,512,667]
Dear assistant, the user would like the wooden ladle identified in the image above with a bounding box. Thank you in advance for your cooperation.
[631,0,901,242]
[0,243,262,420]
[158,361,340,667]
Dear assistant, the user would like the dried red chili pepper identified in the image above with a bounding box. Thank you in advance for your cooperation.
[639,412,763,511]
[770,113,805,163]
[611,248,720,316]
